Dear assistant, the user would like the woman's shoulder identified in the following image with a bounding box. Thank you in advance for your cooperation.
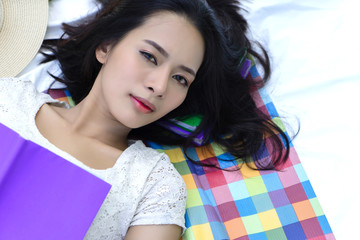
[135,140,186,201]
[0,77,68,107]
[0,77,36,94]
[0,77,67,136]
[0,78,40,121]
[124,140,186,190]
[126,140,170,164]
[128,141,181,170]
[127,141,187,230]
[0,77,51,106]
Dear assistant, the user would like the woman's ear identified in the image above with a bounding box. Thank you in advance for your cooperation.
[95,43,111,64]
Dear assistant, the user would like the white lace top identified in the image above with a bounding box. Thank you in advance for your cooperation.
[0,78,186,239]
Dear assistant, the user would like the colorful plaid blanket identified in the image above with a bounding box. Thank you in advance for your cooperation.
[49,61,335,240]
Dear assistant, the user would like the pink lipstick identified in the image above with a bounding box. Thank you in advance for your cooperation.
[130,95,155,113]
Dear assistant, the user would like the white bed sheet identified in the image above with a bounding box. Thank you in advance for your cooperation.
[244,1,360,239]
[20,0,359,239]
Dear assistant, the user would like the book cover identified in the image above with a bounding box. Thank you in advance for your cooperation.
[0,123,111,240]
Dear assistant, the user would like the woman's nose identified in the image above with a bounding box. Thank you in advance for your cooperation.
[145,68,169,97]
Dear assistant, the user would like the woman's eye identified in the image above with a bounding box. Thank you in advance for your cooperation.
[173,75,189,87]
[140,51,157,65]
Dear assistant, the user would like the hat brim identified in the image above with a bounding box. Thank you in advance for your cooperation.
[0,0,48,77]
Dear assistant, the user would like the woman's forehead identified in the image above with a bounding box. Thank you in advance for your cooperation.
[120,12,205,70]
[136,12,196,35]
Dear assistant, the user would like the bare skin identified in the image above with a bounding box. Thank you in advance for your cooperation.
[36,104,123,169]
[35,12,204,239]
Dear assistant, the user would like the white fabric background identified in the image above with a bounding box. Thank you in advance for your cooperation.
[244,1,360,239]
[20,0,359,239]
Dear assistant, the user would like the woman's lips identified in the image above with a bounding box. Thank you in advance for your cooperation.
[130,95,156,113]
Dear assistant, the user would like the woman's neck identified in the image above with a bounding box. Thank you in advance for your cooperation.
[51,93,131,151]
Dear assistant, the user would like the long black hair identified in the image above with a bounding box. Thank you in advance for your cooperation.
[42,0,292,170]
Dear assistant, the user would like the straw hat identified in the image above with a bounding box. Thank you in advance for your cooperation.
[0,0,49,77]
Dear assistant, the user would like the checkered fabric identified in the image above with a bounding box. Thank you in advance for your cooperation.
[50,61,335,240]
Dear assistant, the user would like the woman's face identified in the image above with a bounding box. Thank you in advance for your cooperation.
[95,12,204,129]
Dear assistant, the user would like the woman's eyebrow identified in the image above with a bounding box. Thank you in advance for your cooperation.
[143,39,169,58]
[179,65,195,77]
[143,39,196,77]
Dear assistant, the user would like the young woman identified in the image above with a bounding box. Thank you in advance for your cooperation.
[0,0,290,239]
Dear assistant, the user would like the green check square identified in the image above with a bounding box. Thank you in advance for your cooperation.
[244,176,267,196]
[310,197,324,216]
[186,189,203,208]
[242,214,264,235]
[172,161,191,175]
[183,227,196,240]
[210,142,225,156]
[155,148,165,153]
[265,228,287,240]
[272,117,286,132]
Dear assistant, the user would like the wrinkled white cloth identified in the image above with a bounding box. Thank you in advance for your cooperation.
[0,78,186,239]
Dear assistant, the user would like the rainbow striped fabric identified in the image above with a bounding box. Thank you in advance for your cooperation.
[50,61,335,240]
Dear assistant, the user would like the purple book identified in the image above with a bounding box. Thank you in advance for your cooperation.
[0,123,111,240]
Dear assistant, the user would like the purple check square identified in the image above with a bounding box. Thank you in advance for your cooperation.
[269,189,290,208]
[204,205,222,222]
[192,173,210,190]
